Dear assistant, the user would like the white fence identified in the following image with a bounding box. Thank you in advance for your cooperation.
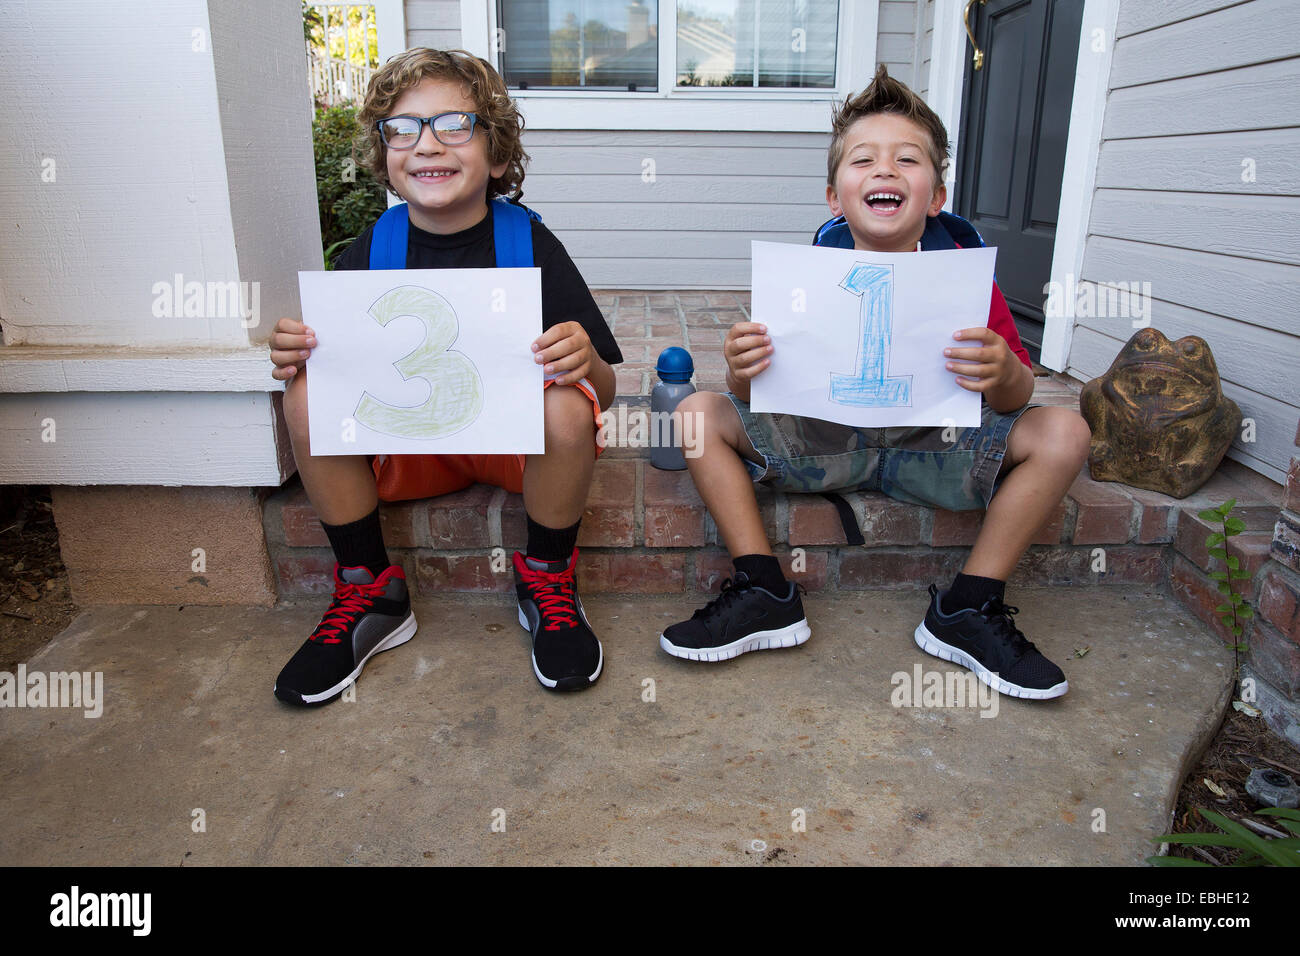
[307,47,374,106]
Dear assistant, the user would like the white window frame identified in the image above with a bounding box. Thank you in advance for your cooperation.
[460,0,878,131]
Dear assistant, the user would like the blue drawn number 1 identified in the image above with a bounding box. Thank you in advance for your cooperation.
[830,263,912,407]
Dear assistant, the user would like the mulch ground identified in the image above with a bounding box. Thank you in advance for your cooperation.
[1163,705,1300,864]
[1,485,1296,863]
[0,487,77,674]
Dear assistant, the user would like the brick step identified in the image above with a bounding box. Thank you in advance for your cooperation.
[262,443,1281,606]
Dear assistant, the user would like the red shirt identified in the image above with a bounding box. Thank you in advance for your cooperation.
[989,281,1032,368]
[949,239,1030,368]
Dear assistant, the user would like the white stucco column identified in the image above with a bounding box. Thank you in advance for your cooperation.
[0,0,322,486]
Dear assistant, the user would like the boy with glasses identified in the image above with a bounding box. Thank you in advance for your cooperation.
[270,49,622,703]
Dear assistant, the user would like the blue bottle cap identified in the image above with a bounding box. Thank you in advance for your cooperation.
[655,346,694,383]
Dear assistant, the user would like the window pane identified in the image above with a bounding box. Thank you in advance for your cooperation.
[499,1,659,90]
[677,0,837,88]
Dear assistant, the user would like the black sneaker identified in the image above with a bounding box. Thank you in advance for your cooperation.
[660,572,810,662]
[913,584,1067,699]
[514,548,602,691]
[274,564,417,706]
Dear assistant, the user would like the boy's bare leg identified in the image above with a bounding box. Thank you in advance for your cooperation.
[522,384,597,526]
[282,369,378,525]
[963,406,1091,580]
[661,390,809,660]
[680,391,771,557]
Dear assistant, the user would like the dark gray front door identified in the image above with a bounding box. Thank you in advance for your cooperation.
[955,0,1084,361]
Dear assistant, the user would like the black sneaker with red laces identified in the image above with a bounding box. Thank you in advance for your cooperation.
[513,548,602,691]
[274,564,417,706]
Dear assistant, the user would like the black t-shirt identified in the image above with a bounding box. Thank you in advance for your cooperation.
[332,204,622,366]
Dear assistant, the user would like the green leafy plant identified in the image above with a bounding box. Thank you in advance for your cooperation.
[312,102,387,269]
[1149,807,1300,867]
[1200,498,1254,679]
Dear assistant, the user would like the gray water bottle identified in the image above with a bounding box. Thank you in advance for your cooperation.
[650,347,696,471]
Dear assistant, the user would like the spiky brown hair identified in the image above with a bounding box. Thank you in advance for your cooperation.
[356,48,528,200]
[827,64,949,189]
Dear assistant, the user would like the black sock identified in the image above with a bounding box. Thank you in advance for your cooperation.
[526,516,580,565]
[942,573,1005,614]
[733,553,786,594]
[321,506,389,579]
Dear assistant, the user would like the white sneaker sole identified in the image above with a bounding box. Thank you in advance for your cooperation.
[286,612,418,705]
[912,621,1068,700]
[659,619,811,662]
[517,604,603,689]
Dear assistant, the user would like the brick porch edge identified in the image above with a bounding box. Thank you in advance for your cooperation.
[262,453,1300,744]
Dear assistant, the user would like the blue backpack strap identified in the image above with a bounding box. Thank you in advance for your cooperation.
[491,196,540,268]
[368,198,538,269]
[813,215,852,248]
[369,202,410,270]
[926,210,986,251]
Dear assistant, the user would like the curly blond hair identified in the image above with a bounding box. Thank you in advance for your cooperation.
[356,48,528,200]
[828,64,949,190]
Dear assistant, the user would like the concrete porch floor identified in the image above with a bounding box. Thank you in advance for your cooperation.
[0,585,1231,866]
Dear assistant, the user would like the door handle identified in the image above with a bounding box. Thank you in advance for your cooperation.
[964,0,987,71]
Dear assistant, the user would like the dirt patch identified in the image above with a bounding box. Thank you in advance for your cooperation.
[1164,705,1300,864]
[0,487,78,673]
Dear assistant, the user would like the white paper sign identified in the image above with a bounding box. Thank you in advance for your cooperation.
[750,241,996,428]
[299,268,544,455]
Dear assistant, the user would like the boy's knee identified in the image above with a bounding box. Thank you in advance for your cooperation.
[677,390,728,434]
[1041,408,1091,467]
[677,390,709,415]
[1062,410,1092,462]
[542,384,596,452]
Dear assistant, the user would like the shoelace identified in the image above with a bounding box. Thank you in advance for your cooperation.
[311,578,385,644]
[519,563,578,631]
[693,575,753,620]
[978,597,1035,655]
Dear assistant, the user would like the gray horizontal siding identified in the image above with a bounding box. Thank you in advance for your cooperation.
[405,0,459,50]
[1068,0,1300,482]
[1104,58,1300,139]
[877,0,918,86]
[1088,190,1300,266]
[1096,129,1300,194]
[1108,0,1295,89]
[1083,238,1299,336]
[406,28,460,49]
[404,0,458,31]
[521,130,831,289]
[1115,0,1248,39]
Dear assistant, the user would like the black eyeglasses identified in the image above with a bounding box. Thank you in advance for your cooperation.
[376,112,480,149]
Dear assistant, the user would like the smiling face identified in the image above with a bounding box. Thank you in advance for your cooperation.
[826,113,947,252]
[384,76,508,234]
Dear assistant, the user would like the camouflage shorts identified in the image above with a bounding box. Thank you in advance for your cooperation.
[725,393,1034,512]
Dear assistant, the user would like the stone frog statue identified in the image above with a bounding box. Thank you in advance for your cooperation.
[1080,328,1241,499]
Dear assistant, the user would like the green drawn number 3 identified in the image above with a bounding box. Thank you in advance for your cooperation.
[354,286,484,439]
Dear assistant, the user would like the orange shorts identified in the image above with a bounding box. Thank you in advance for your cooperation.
[373,378,603,502]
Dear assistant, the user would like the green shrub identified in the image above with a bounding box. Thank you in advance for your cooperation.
[312,101,387,268]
